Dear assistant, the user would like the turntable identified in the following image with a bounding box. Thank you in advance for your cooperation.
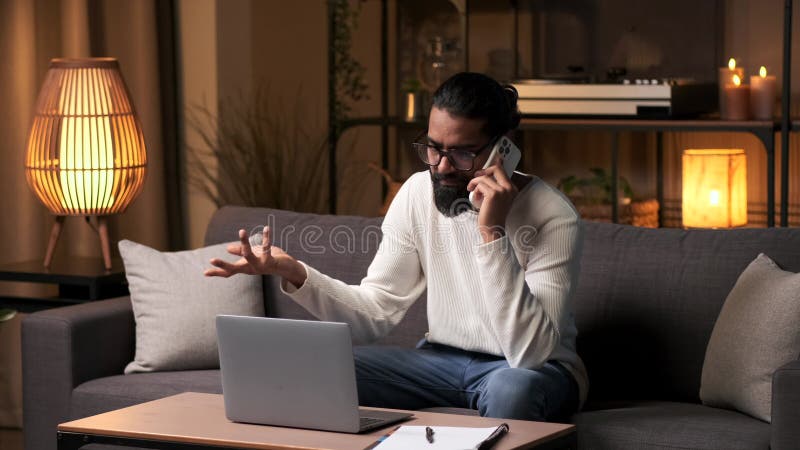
[511,79,718,118]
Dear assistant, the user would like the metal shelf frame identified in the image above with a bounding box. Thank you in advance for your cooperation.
[327,0,794,227]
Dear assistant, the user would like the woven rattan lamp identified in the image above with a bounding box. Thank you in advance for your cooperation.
[25,58,147,270]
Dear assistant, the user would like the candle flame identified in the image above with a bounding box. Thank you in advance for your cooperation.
[733,74,741,86]
[728,58,736,70]
[760,66,767,77]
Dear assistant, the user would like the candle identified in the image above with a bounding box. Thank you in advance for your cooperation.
[750,66,777,120]
[723,74,750,120]
[719,58,744,117]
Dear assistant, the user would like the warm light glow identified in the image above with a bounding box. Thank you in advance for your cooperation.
[682,149,747,228]
[25,58,147,215]
[732,74,741,86]
[760,66,767,77]
[405,93,417,121]
[728,58,736,70]
[709,190,721,206]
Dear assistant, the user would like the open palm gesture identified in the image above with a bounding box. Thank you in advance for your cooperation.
[204,226,304,286]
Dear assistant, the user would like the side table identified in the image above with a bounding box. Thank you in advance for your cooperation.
[0,257,128,313]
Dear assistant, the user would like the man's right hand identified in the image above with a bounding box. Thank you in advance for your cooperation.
[204,226,307,288]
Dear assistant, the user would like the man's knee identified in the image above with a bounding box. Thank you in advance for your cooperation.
[479,368,550,421]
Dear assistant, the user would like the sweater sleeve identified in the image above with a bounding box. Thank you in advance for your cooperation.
[280,176,426,344]
[474,205,582,369]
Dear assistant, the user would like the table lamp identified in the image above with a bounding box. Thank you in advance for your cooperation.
[682,149,747,228]
[25,58,147,270]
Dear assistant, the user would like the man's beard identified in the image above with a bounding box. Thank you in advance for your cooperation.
[430,171,473,217]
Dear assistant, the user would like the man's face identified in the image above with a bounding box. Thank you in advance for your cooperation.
[426,107,494,217]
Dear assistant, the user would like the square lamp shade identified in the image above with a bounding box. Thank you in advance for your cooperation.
[682,149,747,228]
[25,58,147,269]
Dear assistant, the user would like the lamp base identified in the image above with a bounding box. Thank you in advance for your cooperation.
[44,216,113,270]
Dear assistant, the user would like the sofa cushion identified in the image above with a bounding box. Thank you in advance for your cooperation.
[205,206,429,348]
[71,370,222,419]
[700,253,800,422]
[573,223,800,403]
[119,240,264,373]
[573,401,770,450]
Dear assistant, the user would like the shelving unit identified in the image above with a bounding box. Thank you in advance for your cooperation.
[327,0,794,227]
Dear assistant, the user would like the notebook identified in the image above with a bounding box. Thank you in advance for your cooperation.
[371,424,510,450]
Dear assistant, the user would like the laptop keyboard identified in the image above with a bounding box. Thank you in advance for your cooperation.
[359,416,385,429]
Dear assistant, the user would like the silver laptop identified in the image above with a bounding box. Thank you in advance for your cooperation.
[216,315,412,433]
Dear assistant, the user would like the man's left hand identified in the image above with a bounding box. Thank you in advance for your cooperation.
[467,162,519,243]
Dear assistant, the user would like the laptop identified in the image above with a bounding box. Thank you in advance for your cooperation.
[216,315,413,433]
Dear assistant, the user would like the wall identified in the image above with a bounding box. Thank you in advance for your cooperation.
[178,0,219,248]
[180,1,388,248]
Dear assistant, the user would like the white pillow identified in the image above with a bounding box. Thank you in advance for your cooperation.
[700,253,800,422]
[119,240,264,374]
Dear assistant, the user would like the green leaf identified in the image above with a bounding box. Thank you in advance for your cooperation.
[557,175,578,194]
[560,168,639,204]
[0,309,17,322]
[589,167,606,178]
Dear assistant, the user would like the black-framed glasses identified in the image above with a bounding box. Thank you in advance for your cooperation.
[412,135,498,171]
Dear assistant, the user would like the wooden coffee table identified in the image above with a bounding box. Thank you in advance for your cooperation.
[57,392,576,450]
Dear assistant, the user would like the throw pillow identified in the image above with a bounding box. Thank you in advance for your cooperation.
[119,240,264,374]
[700,253,800,422]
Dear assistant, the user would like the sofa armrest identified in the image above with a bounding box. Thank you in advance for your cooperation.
[771,359,800,450]
[22,297,134,450]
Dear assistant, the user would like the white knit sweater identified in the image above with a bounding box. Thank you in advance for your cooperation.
[282,171,588,405]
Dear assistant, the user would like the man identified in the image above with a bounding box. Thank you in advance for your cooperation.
[205,72,586,421]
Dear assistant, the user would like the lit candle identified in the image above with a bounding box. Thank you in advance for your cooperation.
[723,74,750,120]
[750,66,777,120]
[719,58,744,117]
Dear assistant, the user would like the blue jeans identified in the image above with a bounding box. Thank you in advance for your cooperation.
[353,340,579,422]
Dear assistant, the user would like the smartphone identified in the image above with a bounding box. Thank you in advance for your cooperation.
[469,136,522,209]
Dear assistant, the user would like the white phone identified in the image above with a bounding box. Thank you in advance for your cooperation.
[469,136,522,209]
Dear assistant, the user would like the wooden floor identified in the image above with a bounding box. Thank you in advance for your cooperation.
[0,428,23,450]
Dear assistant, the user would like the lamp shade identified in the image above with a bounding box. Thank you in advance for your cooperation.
[682,149,747,228]
[25,58,147,216]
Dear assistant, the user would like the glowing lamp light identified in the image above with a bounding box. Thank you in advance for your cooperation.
[682,149,747,229]
[25,58,147,269]
[709,190,721,206]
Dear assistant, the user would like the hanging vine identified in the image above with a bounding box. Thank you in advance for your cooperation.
[330,0,369,137]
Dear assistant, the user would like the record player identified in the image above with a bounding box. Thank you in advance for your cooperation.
[511,78,718,118]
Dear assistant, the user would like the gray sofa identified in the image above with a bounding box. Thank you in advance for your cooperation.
[22,206,800,450]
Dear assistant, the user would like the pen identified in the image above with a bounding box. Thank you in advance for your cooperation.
[477,423,510,450]
[426,426,435,444]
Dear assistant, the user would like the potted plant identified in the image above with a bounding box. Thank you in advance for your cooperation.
[186,87,332,213]
[558,168,659,227]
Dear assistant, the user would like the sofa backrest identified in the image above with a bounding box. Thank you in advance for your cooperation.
[574,222,800,404]
[204,206,428,347]
[205,206,800,404]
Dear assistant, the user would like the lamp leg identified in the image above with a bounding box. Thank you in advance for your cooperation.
[44,216,66,268]
[96,216,112,270]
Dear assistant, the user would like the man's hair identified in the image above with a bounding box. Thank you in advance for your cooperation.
[431,72,521,138]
